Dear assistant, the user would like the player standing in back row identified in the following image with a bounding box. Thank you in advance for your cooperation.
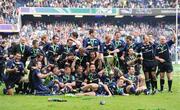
[137,34,158,94]
[155,29,176,92]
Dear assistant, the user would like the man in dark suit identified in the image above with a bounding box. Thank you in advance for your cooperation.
[12,37,31,65]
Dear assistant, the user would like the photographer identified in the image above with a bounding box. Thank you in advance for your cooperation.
[4,52,25,95]
[125,48,143,75]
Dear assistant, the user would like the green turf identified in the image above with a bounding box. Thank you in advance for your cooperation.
[0,65,180,110]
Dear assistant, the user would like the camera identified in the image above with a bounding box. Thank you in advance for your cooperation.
[134,53,142,64]
[137,53,142,58]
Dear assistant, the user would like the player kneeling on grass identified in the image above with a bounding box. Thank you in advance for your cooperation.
[3,52,24,95]
[124,66,149,95]
[31,61,53,95]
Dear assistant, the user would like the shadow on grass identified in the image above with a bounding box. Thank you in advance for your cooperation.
[82,97,96,100]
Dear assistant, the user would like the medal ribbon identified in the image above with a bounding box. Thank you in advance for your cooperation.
[20,44,25,54]
[52,44,57,52]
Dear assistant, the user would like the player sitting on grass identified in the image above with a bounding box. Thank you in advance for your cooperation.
[56,66,76,94]
[76,64,112,96]
[76,82,112,96]
[108,78,129,96]
[124,66,149,95]
[74,65,87,89]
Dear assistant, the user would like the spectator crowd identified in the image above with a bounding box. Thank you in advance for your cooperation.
[0,0,179,24]
[22,0,177,8]
[0,0,17,24]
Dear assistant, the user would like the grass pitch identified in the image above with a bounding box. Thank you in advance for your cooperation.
[0,65,180,110]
